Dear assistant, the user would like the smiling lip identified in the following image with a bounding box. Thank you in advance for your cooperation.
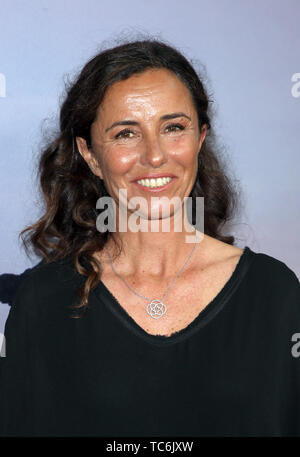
[131,173,177,182]
[132,175,177,193]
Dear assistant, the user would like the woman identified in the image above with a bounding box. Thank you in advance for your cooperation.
[0,39,299,437]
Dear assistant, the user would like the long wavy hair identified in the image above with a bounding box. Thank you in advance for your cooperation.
[20,39,241,317]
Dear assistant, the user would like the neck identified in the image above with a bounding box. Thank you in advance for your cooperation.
[103,210,204,278]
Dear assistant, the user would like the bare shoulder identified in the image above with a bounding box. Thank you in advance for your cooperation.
[193,233,244,271]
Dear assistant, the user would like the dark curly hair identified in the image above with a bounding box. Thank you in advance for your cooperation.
[20,38,241,317]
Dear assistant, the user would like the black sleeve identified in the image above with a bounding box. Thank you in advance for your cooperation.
[0,276,35,436]
[0,260,44,306]
[281,269,300,436]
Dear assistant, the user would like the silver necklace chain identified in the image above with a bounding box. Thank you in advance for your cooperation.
[105,230,199,319]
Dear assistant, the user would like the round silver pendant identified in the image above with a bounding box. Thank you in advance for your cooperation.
[146,299,167,319]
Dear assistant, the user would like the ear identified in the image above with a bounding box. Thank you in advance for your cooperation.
[198,124,207,151]
[75,136,103,180]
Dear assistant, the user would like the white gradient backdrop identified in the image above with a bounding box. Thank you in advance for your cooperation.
[0,0,299,330]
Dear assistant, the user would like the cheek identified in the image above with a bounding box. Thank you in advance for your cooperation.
[101,147,138,176]
[164,135,199,167]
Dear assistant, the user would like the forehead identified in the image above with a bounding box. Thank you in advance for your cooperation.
[96,68,196,120]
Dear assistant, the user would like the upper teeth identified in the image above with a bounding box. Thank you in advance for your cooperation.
[137,177,172,188]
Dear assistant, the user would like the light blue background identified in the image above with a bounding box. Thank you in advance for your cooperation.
[1,0,299,330]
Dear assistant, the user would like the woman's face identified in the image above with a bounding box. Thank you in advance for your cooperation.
[76,68,207,222]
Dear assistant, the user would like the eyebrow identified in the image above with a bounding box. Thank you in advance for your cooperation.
[105,112,191,133]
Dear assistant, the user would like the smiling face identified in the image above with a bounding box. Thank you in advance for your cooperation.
[76,68,207,223]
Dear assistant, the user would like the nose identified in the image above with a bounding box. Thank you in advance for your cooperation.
[140,133,168,168]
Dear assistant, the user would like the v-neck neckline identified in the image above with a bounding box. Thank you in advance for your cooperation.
[93,246,257,347]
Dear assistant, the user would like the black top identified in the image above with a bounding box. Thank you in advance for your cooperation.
[0,246,300,437]
[0,260,44,306]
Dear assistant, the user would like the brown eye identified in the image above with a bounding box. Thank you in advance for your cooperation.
[165,123,185,133]
[115,129,135,139]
